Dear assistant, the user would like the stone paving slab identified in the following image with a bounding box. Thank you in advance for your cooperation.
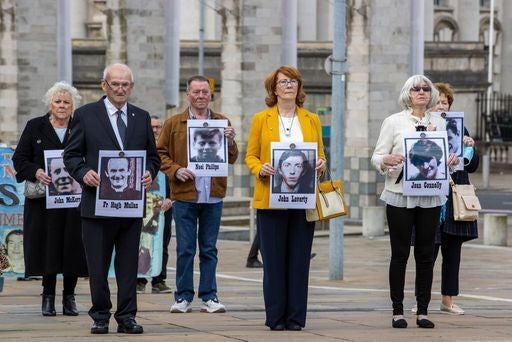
[1,234,511,341]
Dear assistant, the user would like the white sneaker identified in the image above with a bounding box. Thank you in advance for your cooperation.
[440,303,464,315]
[200,299,226,313]
[411,304,418,313]
[170,299,192,313]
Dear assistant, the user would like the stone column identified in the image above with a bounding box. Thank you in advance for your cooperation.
[344,0,411,219]
[105,0,127,64]
[239,1,283,197]
[298,0,317,41]
[457,0,479,41]
[220,0,243,196]
[500,0,512,92]
[424,0,434,41]
[16,0,58,131]
[122,0,166,118]
[0,0,18,145]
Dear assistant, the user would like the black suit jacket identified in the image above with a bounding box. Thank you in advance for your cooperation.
[63,97,161,218]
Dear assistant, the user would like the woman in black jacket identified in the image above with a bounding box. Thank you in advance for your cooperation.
[13,81,88,317]
[433,83,479,315]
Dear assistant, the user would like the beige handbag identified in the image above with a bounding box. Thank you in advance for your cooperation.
[306,169,348,222]
[23,180,46,199]
[450,176,481,221]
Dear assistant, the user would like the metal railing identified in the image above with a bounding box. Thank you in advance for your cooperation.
[475,91,512,164]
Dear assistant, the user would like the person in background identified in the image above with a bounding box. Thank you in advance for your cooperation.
[158,75,238,314]
[245,65,326,331]
[12,81,88,317]
[411,82,479,315]
[64,63,160,334]
[371,75,458,329]
[136,115,173,294]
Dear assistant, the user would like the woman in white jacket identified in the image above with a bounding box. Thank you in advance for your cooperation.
[371,74,456,329]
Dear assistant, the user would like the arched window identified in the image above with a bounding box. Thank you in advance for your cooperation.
[479,17,501,48]
[434,16,459,42]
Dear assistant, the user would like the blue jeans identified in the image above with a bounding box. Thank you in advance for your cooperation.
[173,200,223,302]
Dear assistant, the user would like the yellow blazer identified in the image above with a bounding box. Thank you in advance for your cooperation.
[245,105,326,209]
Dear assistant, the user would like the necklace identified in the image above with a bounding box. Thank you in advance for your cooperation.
[278,109,296,137]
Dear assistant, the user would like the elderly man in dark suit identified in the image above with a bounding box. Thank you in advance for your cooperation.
[64,63,160,335]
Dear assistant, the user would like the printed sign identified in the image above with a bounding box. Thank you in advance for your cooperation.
[95,150,146,217]
[403,131,449,196]
[187,120,228,176]
[269,142,317,209]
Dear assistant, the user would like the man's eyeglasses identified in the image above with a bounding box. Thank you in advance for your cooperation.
[277,79,299,87]
[104,79,132,91]
[411,86,431,92]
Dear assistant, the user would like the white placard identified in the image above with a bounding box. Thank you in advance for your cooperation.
[269,142,317,209]
[403,131,449,196]
[432,111,465,171]
[44,149,81,209]
[95,150,146,217]
[187,120,228,176]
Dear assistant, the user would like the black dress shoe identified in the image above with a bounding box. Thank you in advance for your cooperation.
[42,294,56,316]
[62,294,79,316]
[91,320,109,334]
[392,318,408,328]
[246,259,263,268]
[286,324,302,331]
[416,318,435,328]
[270,324,285,331]
[117,317,144,334]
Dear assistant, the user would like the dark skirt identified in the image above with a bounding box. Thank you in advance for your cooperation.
[23,198,88,277]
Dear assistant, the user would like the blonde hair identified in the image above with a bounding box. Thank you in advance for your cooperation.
[43,81,82,110]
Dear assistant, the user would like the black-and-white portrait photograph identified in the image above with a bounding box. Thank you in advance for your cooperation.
[44,149,81,209]
[272,149,315,194]
[47,157,81,196]
[446,117,463,157]
[187,119,228,176]
[269,142,317,209]
[431,111,465,170]
[99,156,143,200]
[95,150,146,217]
[402,131,449,196]
[407,138,446,181]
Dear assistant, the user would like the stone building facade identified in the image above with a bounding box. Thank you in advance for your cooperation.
[0,0,509,220]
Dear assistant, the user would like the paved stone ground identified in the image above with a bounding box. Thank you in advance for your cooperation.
[1,232,511,341]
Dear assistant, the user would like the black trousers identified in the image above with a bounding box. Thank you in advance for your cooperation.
[139,208,173,285]
[247,230,259,261]
[42,275,78,295]
[82,217,142,323]
[433,230,463,296]
[257,209,315,328]
[386,205,440,316]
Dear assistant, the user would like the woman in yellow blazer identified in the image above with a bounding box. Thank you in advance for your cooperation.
[245,65,326,331]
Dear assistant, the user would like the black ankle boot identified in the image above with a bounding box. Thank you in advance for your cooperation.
[42,294,56,316]
[62,294,79,316]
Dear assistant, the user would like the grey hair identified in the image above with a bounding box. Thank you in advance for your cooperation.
[102,63,134,82]
[398,75,439,110]
[43,81,82,110]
